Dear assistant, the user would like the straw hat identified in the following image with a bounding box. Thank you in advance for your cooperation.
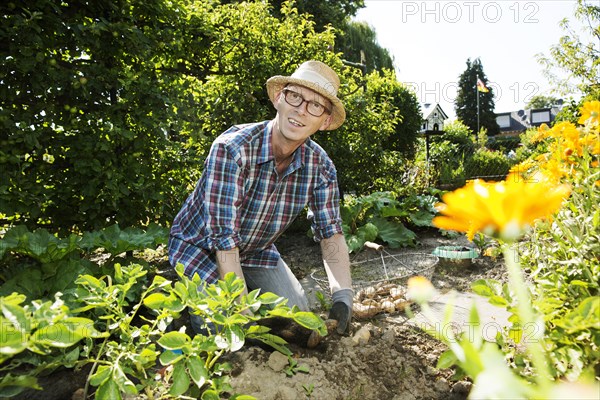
[266,60,346,130]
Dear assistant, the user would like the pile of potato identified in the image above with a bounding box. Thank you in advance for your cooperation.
[352,282,412,319]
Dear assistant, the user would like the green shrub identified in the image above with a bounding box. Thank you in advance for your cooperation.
[464,148,512,181]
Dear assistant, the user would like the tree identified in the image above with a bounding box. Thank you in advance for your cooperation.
[266,0,365,32]
[317,69,422,195]
[0,0,339,231]
[1,0,417,232]
[335,21,394,73]
[244,1,395,74]
[537,0,600,99]
[525,95,563,110]
[455,58,499,136]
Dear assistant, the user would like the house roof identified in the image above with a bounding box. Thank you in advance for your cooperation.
[495,106,561,135]
[420,103,448,120]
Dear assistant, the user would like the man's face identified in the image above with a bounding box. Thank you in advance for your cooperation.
[273,84,333,143]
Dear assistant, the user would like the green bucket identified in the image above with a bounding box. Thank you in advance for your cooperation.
[432,246,478,267]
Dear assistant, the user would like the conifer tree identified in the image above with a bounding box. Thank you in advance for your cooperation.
[455,58,499,136]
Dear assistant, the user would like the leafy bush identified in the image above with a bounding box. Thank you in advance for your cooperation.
[0,222,327,399]
[317,69,422,197]
[464,148,513,181]
[1,1,421,233]
[339,191,439,252]
[426,120,474,187]
[0,224,168,300]
[0,263,325,399]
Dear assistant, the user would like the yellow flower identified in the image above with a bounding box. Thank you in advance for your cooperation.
[530,123,551,143]
[548,121,579,139]
[407,276,438,303]
[433,176,571,242]
[509,159,536,178]
[537,158,568,183]
[582,132,600,155]
[578,100,600,125]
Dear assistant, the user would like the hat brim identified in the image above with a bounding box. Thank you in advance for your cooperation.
[266,76,346,131]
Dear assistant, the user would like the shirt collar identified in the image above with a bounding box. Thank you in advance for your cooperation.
[257,120,307,170]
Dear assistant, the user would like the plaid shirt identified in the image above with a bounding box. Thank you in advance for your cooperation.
[168,120,343,283]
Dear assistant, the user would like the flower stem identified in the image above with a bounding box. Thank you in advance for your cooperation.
[502,244,552,388]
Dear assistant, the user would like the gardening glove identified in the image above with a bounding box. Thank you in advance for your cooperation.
[328,288,353,335]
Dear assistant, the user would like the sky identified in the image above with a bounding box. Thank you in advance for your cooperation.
[353,0,589,119]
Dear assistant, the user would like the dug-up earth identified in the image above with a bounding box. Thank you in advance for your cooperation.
[226,229,509,400]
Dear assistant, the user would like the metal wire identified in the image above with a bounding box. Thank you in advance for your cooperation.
[311,251,439,293]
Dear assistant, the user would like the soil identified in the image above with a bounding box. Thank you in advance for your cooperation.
[225,229,508,400]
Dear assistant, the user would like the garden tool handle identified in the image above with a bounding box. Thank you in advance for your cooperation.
[364,241,383,251]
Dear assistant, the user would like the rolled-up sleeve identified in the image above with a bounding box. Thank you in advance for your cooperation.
[308,161,344,241]
[198,139,244,251]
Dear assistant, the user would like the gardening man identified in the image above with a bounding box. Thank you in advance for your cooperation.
[168,60,353,335]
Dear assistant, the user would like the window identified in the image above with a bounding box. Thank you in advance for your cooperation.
[531,110,550,124]
[497,114,511,128]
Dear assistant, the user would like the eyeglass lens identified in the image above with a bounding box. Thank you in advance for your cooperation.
[282,89,329,117]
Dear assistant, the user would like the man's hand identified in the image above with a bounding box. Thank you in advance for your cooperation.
[328,288,353,335]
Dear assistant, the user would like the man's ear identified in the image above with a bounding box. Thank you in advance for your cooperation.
[271,90,283,109]
[319,114,333,131]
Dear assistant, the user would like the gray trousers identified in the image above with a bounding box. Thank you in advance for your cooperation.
[190,258,309,334]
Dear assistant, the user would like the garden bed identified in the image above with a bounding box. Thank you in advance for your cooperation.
[224,229,507,399]
[10,229,507,400]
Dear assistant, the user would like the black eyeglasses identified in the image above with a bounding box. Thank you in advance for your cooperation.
[281,88,331,117]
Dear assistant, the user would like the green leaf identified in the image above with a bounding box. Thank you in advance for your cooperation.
[569,280,589,288]
[75,274,104,290]
[471,279,502,298]
[1,300,29,331]
[201,390,220,400]
[258,292,284,305]
[159,350,184,366]
[113,364,138,395]
[62,317,106,338]
[437,349,458,369]
[357,222,378,242]
[95,378,121,400]
[89,365,111,387]
[32,323,83,347]
[408,210,435,227]
[248,333,291,356]
[0,317,27,357]
[224,325,245,352]
[295,364,310,374]
[169,361,190,396]
[226,313,249,326]
[488,295,509,307]
[0,373,42,397]
[267,308,293,319]
[509,325,523,344]
[346,234,365,253]
[556,296,600,333]
[143,292,170,309]
[371,217,416,248]
[292,312,326,335]
[158,331,190,350]
[187,355,209,388]
[47,259,94,294]
[379,205,405,218]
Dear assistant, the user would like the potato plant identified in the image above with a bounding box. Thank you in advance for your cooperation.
[0,226,326,399]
